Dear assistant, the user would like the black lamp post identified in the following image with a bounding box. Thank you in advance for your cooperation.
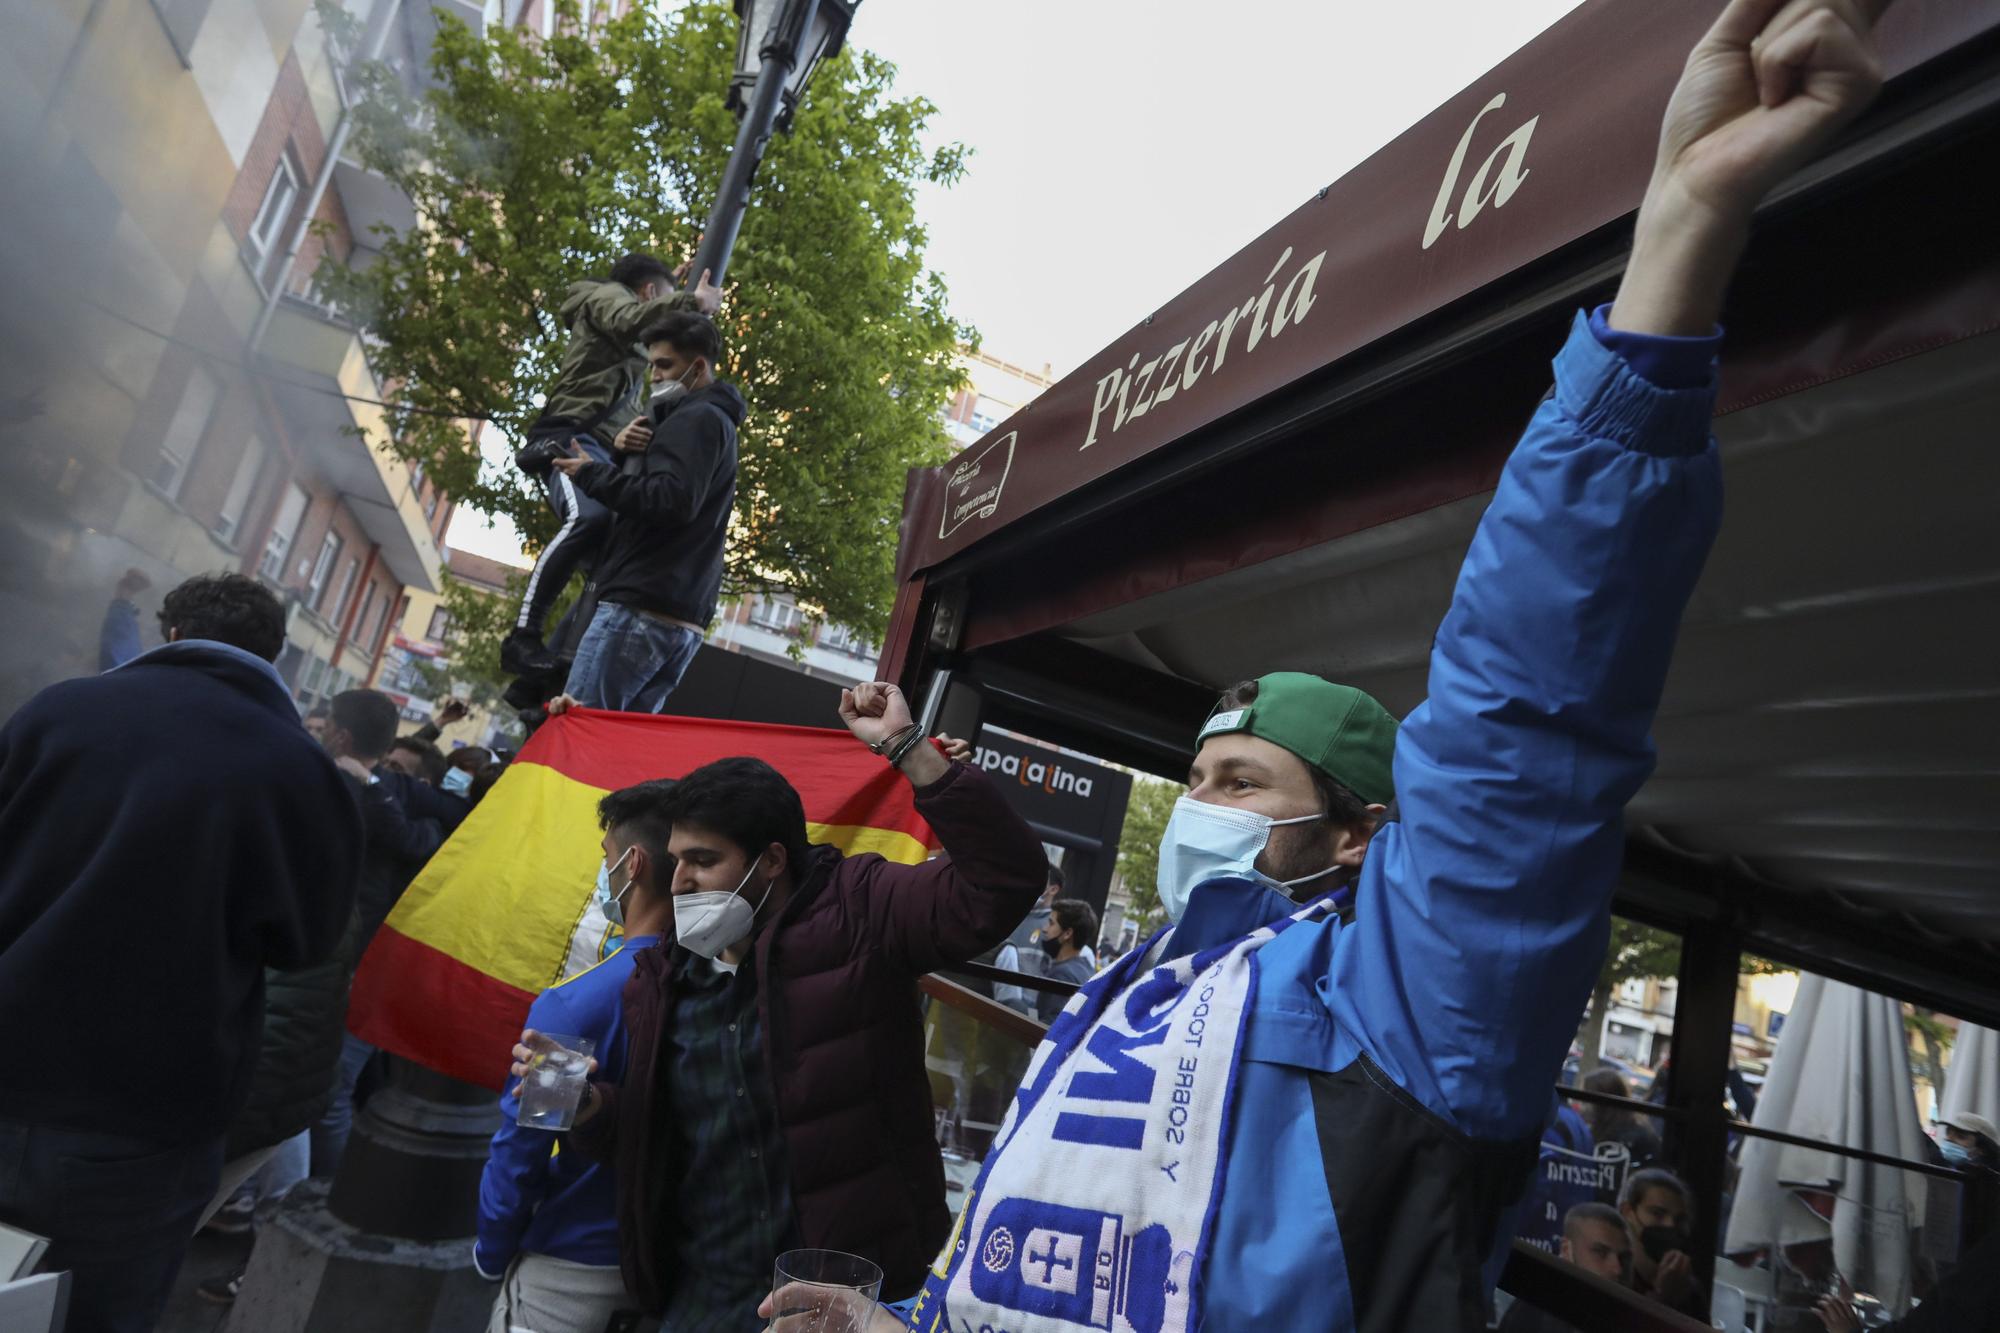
[688,0,858,288]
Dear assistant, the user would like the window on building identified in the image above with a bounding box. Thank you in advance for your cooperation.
[329,557,361,628]
[366,592,395,652]
[968,397,1003,435]
[424,489,439,521]
[260,484,309,582]
[299,654,328,702]
[307,531,343,611]
[247,155,301,267]
[153,363,221,498]
[819,623,874,658]
[212,437,265,543]
[353,586,378,648]
[750,597,802,633]
[427,606,451,641]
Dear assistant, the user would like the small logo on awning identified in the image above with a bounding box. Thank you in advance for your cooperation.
[940,430,1016,540]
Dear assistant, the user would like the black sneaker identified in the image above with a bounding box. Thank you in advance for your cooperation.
[197,1269,246,1304]
[500,628,560,677]
[514,438,563,478]
[201,1194,256,1237]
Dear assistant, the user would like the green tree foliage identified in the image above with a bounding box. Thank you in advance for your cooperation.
[317,0,970,639]
[1116,776,1185,929]
[1576,920,1684,1078]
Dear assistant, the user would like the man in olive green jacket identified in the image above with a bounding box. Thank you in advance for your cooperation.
[504,253,722,676]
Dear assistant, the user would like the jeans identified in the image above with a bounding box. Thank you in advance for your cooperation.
[563,604,702,714]
[309,1032,378,1178]
[196,1128,312,1230]
[517,433,614,638]
[0,1119,222,1333]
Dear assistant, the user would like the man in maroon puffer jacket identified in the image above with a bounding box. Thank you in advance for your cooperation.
[547,681,1047,1326]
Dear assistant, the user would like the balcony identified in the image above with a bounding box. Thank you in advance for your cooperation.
[259,299,441,593]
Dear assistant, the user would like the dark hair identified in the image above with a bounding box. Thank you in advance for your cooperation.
[158,573,285,662]
[448,746,494,773]
[1216,679,1373,829]
[598,779,678,868]
[609,251,674,291]
[658,757,810,877]
[391,735,447,784]
[469,761,508,806]
[642,311,722,364]
[1563,1201,1626,1239]
[1046,862,1065,890]
[304,705,332,723]
[1580,1068,1651,1143]
[1620,1166,1691,1214]
[329,689,400,761]
[1050,898,1099,951]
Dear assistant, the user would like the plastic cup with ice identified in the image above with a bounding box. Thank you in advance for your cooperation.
[515,1032,596,1130]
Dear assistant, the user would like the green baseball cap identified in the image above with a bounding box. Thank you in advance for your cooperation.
[1196,672,1398,807]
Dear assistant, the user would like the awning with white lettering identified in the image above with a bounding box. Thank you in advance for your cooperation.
[882,0,2000,1020]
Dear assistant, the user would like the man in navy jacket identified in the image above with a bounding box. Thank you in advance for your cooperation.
[0,573,359,1332]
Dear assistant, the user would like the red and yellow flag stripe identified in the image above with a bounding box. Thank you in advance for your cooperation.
[348,709,934,1089]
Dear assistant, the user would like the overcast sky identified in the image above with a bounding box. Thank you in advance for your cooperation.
[447,0,1586,565]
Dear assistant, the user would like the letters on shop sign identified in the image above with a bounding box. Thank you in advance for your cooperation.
[1077,89,1534,455]
[1082,245,1327,451]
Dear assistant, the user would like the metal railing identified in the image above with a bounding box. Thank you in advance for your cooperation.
[920,968,1996,1332]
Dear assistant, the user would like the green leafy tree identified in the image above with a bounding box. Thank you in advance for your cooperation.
[1575,920,1684,1079]
[316,0,970,641]
[1905,1007,1955,1106]
[1115,777,1185,930]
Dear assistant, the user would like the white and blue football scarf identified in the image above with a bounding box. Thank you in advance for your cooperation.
[909,890,1337,1333]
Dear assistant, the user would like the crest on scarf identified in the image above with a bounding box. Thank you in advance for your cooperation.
[967,1199,1188,1332]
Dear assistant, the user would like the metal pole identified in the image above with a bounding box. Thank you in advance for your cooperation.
[688,0,819,289]
[1667,912,1741,1300]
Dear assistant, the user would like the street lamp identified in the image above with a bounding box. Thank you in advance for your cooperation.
[689,0,859,289]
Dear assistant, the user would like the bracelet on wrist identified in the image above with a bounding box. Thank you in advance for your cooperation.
[887,727,930,768]
[870,722,922,757]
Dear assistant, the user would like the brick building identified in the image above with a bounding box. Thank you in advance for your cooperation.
[0,0,477,718]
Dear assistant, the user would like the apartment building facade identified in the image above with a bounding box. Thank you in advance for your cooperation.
[2,0,471,718]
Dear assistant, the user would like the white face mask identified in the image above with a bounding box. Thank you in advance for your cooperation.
[1154,795,1338,923]
[594,845,637,928]
[673,856,777,960]
[649,361,702,410]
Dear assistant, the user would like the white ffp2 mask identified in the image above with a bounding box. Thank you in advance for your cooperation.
[673,858,776,960]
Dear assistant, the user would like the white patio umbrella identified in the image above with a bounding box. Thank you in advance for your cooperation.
[1938,1023,2000,1126]
[1722,974,1928,1315]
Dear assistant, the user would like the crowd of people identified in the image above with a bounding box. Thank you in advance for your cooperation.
[4,4,1990,1332]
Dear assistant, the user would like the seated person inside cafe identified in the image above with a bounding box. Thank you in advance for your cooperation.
[513,681,1047,1325]
[759,3,1901,1328]
[1497,1202,1636,1333]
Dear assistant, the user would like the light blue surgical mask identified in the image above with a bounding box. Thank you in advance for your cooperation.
[441,766,474,796]
[1940,1139,1972,1166]
[1154,795,1340,924]
[594,846,637,928]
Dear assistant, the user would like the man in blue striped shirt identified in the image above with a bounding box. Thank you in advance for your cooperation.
[475,780,675,1333]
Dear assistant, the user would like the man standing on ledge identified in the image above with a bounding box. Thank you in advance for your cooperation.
[503,254,722,677]
[550,312,743,713]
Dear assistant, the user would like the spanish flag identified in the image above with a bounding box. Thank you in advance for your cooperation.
[347,709,936,1090]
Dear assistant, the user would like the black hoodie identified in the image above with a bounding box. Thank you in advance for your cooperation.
[571,379,747,628]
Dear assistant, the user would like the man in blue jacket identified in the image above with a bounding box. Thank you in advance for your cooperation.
[786,4,1895,1330]
[474,779,676,1332]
